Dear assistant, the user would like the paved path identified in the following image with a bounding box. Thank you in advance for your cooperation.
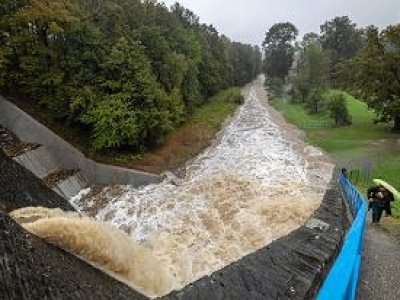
[357,218,400,299]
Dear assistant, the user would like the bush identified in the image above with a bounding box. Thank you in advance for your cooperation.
[327,93,352,126]
[232,92,244,105]
[306,88,326,114]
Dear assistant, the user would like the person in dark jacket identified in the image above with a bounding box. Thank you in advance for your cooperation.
[367,185,390,224]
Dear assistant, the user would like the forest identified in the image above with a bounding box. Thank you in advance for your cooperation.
[262,17,400,131]
[0,0,262,150]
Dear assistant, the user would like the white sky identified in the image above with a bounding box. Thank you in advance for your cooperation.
[162,0,400,45]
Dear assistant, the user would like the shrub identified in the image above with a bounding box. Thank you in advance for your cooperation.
[327,93,352,126]
[306,88,326,114]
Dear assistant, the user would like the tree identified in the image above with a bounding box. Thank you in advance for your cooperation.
[301,32,320,48]
[0,0,262,151]
[320,16,363,81]
[306,88,326,114]
[327,93,351,126]
[72,38,183,149]
[294,39,331,101]
[262,22,298,79]
[0,0,80,116]
[351,25,400,131]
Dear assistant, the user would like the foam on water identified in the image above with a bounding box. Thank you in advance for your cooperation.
[64,80,334,296]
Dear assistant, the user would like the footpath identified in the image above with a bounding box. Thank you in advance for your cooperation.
[357,216,400,299]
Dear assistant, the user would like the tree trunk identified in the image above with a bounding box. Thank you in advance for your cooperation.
[394,115,400,132]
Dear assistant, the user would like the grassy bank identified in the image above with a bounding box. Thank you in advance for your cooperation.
[270,92,395,153]
[127,88,243,173]
[270,91,400,216]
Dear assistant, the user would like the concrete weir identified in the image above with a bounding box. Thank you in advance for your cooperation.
[0,82,350,298]
[0,151,349,299]
[0,96,163,188]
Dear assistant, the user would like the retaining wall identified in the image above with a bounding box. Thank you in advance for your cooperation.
[0,97,163,187]
[317,175,367,300]
[0,150,350,299]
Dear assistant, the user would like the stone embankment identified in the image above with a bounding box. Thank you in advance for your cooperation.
[0,145,349,299]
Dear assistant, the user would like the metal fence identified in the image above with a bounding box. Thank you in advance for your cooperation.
[317,174,367,300]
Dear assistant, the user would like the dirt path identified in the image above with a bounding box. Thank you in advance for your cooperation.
[357,216,400,299]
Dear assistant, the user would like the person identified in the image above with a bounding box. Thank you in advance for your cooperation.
[341,168,348,179]
[367,185,390,224]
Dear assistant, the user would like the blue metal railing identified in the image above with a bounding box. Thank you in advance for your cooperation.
[317,174,367,300]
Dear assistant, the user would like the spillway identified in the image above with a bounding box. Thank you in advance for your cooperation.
[71,78,334,296]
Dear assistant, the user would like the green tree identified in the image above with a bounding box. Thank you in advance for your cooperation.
[327,93,351,126]
[294,39,331,101]
[73,38,183,149]
[262,22,298,79]
[301,32,320,48]
[320,16,363,81]
[0,0,80,115]
[306,88,326,114]
[352,25,400,131]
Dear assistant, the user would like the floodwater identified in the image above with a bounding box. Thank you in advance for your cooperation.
[70,77,334,297]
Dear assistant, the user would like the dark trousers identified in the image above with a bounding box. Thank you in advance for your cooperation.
[372,202,385,223]
[385,202,392,216]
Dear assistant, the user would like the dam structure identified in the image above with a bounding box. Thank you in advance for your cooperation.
[0,78,349,299]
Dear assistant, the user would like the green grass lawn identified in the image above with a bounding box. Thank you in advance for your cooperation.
[271,92,395,154]
[270,90,400,216]
[189,88,242,131]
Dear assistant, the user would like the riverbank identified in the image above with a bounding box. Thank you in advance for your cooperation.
[127,88,243,174]
[270,89,400,300]
[8,88,243,174]
[269,92,400,216]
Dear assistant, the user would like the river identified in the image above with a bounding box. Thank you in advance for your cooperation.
[70,77,334,296]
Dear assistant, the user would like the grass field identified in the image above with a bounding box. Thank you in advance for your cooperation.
[271,92,395,153]
[270,90,400,216]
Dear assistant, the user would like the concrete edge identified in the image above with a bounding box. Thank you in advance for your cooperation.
[0,97,164,187]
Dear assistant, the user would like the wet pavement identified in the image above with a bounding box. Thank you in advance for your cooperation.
[357,219,400,300]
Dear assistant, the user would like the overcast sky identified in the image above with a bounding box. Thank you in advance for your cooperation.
[162,0,400,46]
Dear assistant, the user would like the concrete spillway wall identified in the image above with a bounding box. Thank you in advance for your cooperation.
[0,96,163,187]
[0,151,350,299]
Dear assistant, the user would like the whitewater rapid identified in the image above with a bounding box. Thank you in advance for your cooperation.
[70,78,334,296]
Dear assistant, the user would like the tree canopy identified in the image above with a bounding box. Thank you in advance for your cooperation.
[320,16,364,83]
[350,25,400,131]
